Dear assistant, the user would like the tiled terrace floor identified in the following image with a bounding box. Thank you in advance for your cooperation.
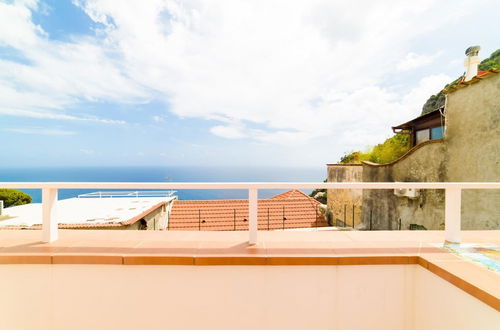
[0,229,499,310]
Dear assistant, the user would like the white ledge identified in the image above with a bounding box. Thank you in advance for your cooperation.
[0,182,499,190]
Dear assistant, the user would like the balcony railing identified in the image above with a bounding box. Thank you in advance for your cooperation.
[0,182,499,244]
[77,190,176,198]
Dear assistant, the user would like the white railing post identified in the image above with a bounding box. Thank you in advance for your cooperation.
[445,187,461,244]
[248,188,258,245]
[42,188,58,243]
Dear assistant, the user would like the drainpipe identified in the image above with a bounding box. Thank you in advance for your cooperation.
[463,46,481,82]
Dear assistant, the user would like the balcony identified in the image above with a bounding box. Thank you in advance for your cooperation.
[0,182,499,330]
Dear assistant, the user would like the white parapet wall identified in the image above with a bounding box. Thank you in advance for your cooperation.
[0,264,497,330]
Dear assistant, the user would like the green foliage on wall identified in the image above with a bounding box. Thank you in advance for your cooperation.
[340,133,410,165]
[0,189,32,208]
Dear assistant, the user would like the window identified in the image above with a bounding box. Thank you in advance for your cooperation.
[415,126,444,145]
[431,126,444,139]
[416,129,430,144]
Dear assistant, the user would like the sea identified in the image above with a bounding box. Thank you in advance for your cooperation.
[0,166,325,203]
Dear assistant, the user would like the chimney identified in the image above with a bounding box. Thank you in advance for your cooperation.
[463,45,481,82]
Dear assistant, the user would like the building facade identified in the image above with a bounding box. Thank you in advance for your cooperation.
[360,69,500,230]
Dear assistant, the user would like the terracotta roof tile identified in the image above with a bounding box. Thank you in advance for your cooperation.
[444,68,500,94]
[169,190,326,231]
[269,189,319,202]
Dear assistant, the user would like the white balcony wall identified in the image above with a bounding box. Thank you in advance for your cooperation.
[413,266,499,330]
[0,264,497,330]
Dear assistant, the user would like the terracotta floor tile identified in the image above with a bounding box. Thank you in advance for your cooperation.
[60,240,141,254]
[123,255,194,265]
[267,256,338,265]
[194,256,267,265]
[197,241,266,256]
[120,240,199,256]
[337,256,412,265]
[52,254,123,265]
[0,254,52,264]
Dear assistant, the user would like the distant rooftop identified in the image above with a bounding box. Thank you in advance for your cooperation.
[169,190,325,231]
[0,197,173,229]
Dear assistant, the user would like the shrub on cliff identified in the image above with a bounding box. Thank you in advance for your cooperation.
[0,189,32,208]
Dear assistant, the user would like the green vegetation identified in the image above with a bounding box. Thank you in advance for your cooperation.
[0,189,32,208]
[478,49,500,71]
[409,224,427,230]
[340,133,410,165]
[421,48,500,115]
[309,179,327,204]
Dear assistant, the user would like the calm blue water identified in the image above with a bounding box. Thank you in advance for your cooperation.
[0,166,325,202]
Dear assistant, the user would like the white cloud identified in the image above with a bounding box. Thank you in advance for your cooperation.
[0,0,491,154]
[0,0,146,125]
[4,127,76,135]
[210,124,247,139]
[397,51,443,71]
[0,107,126,124]
[71,0,470,147]
[152,115,166,122]
[402,74,452,107]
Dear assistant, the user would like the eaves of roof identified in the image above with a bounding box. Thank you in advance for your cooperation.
[443,68,500,94]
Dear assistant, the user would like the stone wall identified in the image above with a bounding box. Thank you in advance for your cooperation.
[327,164,363,227]
[361,140,446,230]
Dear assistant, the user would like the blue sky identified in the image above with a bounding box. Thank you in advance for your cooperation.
[0,0,499,168]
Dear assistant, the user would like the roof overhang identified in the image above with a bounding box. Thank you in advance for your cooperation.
[392,108,443,133]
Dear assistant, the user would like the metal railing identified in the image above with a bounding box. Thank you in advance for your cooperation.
[0,182,498,244]
[77,190,176,198]
[168,206,327,231]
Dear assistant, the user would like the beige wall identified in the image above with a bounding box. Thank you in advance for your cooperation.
[361,73,500,230]
[0,264,497,330]
[361,141,446,230]
[445,74,500,229]
[327,165,363,227]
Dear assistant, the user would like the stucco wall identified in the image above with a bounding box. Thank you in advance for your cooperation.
[413,266,499,330]
[444,73,500,229]
[361,73,499,230]
[327,165,363,227]
[361,141,446,230]
[1,264,497,330]
[127,202,169,230]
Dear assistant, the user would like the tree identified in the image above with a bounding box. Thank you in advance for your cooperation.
[0,189,32,208]
[309,179,327,204]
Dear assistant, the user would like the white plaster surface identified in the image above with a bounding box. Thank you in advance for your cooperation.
[413,266,500,330]
[0,264,496,330]
[0,197,173,227]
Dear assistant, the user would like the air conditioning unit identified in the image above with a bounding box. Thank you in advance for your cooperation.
[394,188,419,199]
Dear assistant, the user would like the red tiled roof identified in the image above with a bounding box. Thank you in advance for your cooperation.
[444,68,500,93]
[168,190,325,231]
[269,189,319,202]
